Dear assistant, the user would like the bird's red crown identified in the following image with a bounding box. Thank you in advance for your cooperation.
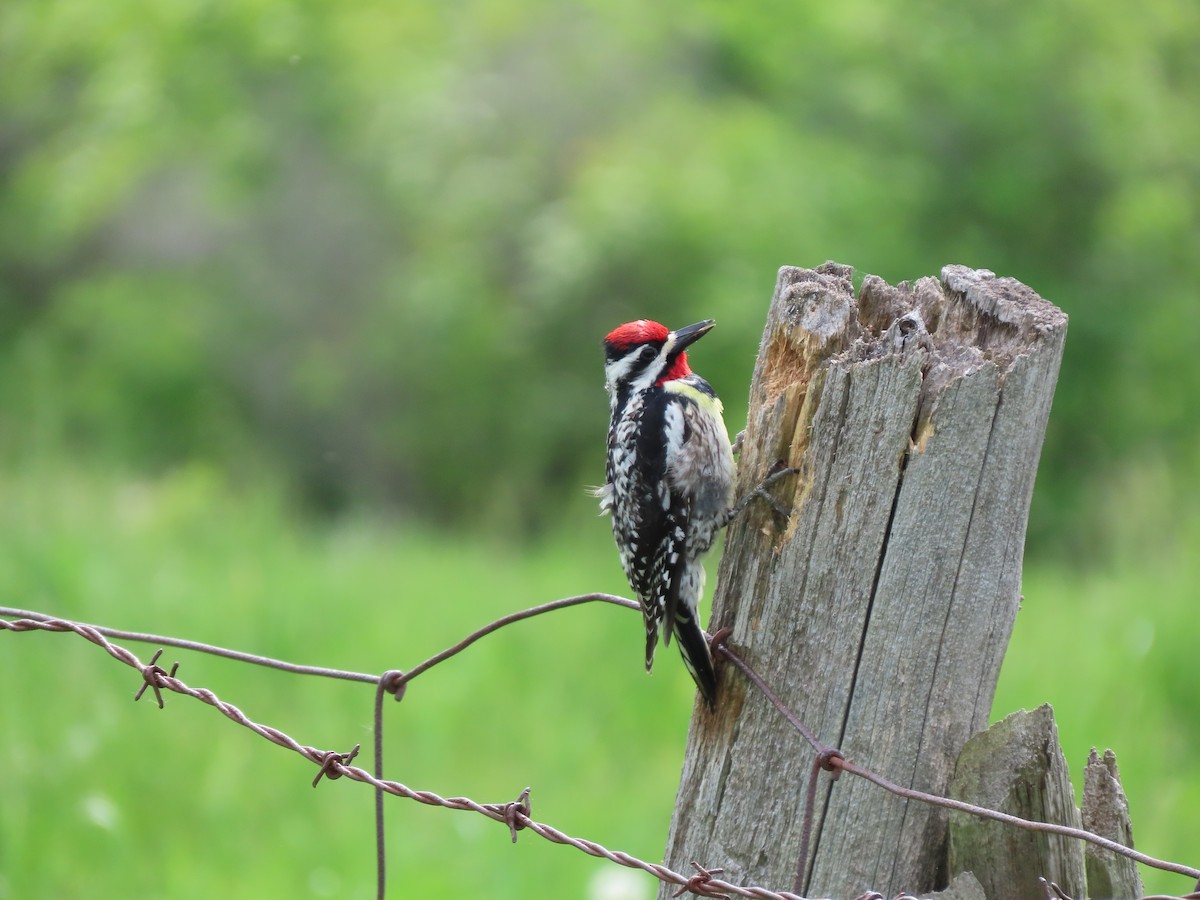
[603,319,698,385]
[604,319,670,350]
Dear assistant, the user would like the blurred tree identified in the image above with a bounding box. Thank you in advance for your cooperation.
[0,0,1196,549]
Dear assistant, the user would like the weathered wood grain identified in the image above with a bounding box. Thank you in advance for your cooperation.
[926,871,988,900]
[658,263,1067,899]
[1081,748,1142,899]
[947,705,1086,900]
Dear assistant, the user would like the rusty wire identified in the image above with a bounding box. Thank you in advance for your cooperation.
[1039,878,1200,900]
[384,593,639,699]
[712,638,1200,888]
[1,605,381,683]
[0,607,806,900]
[0,596,639,693]
[3,601,1199,899]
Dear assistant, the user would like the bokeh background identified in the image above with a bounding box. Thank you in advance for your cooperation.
[1,1,1197,897]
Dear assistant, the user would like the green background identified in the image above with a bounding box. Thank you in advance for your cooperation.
[1,0,1197,897]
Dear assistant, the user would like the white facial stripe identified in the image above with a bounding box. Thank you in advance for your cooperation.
[604,353,640,393]
[627,341,673,392]
[605,337,675,395]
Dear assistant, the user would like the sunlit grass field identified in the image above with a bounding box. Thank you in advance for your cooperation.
[1,466,1196,898]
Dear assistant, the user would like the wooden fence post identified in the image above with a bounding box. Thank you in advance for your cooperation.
[945,705,1144,900]
[658,263,1068,899]
[948,705,1087,900]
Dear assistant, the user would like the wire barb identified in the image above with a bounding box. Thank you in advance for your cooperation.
[312,744,362,788]
[672,862,732,899]
[486,787,532,844]
[133,648,179,709]
[3,603,1199,900]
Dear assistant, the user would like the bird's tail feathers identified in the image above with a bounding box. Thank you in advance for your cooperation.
[644,620,658,673]
[674,616,717,707]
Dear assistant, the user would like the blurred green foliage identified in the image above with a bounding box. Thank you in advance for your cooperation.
[2,0,1197,546]
[1,1,1199,897]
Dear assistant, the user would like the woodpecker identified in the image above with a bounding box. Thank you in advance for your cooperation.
[594,318,735,706]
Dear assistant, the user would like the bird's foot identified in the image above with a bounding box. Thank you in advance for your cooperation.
[722,461,799,526]
[731,429,746,457]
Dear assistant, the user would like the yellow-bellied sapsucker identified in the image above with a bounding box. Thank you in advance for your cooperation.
[594,319,735,706]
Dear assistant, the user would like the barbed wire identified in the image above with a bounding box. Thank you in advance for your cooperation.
[712,629,1200,888]
[2,601,1198,900]
[0,607,801,900]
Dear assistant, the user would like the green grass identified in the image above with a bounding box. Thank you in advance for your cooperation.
[994,541,1200,896]
[0,466,693,899]
[1,466,1196,897]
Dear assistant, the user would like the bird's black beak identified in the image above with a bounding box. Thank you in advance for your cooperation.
[670,320,715,355]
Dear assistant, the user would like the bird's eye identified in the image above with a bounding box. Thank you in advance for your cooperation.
[639,345,657,361]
